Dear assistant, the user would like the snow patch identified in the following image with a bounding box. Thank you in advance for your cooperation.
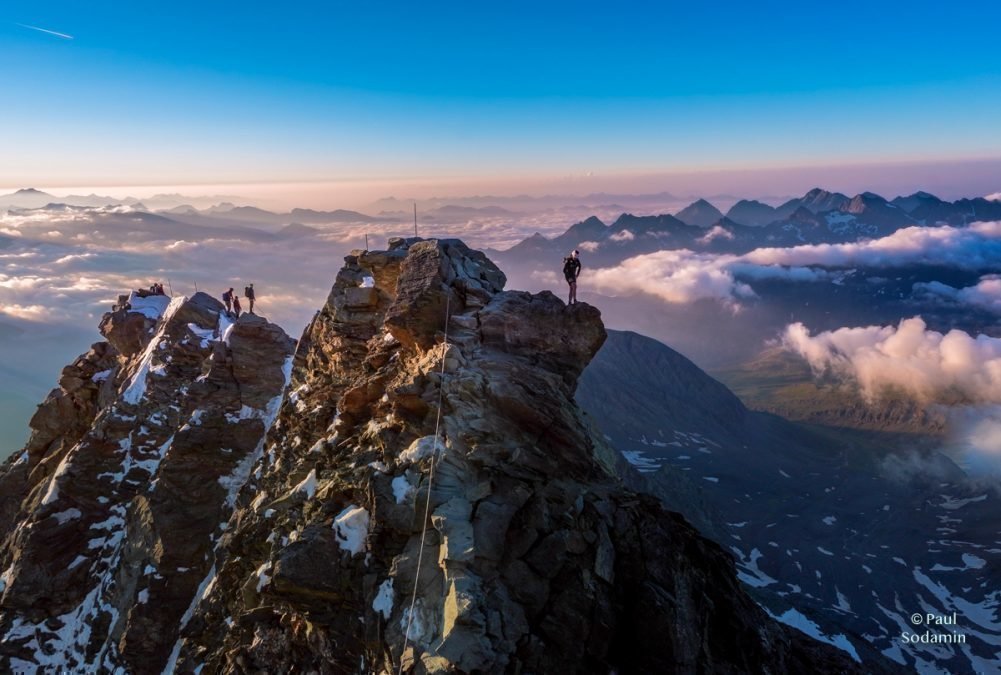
[121,295,186,405]
[126,292,171,319]
[399,436,441,464]
[51,508,82,525]
[392,475,414,504]
[255,561,272,592]
[940,494,988,510]
[186,323,216,348]
[91,369,113,383]
[373,578,394,619]
[293,469,318,499]
[766,607,861,663]
[621,450,659,473]
[333,505,370,555]
[732,547,777,588]
[218,450,263,510]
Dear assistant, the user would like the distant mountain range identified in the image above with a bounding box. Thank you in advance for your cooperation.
[0,188,250,211]
[0,190,521,228]
[4,187,998,237]
[491,188,1001,268]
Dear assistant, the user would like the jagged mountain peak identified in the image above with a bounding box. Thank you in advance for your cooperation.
[0,291,294,671]
[170,238,864,673]
[726,198,779,226]
[676,198,725,228]
[798,188,850,213]
[0,239,871,673]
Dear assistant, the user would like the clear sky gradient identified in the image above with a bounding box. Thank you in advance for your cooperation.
[3,1,1001,206]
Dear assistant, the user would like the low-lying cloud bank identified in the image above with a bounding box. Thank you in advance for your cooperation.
[583,221,1001,307]
[587,250,754,306]
[782,316,1001,404]
[744,221,1001,268]
[913,275,1001,313]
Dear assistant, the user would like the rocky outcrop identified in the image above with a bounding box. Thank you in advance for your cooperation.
[0,292,294,672]
[162,238,867,674]
[0,239,879,674]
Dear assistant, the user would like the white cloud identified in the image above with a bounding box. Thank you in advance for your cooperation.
[585,249,834,306]
[698,225,734,244]
[914,275,1001,313]
[782,316,1001,404]
[609,229,635,242]
[582,221,1001,309]
[587,249,755,305]
[744,221,1001,269]
[0,304,49,321]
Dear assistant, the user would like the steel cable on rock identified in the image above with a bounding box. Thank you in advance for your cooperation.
[398,292,451,675]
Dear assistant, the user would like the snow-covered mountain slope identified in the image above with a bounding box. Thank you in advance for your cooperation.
[579,330,1001,674]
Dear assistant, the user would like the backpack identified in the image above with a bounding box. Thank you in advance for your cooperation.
[222,290,232,302]
[245,286,254,298]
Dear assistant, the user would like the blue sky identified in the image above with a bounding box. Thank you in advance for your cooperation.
[3,1,1000,204]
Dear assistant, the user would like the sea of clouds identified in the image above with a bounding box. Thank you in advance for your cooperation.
[580,221,1001,308]
[5,206,1001,470]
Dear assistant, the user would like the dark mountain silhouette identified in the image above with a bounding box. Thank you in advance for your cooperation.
[726,199,779,226]
[676,198,725,227]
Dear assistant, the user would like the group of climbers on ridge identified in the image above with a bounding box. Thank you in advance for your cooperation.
[222,283,256,318]
[135,282,166,298]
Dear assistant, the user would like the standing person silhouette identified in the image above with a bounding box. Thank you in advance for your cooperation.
[563,250,582,305]
[233,295,242,318]
[245,283,256,314]
[222,287,234,314]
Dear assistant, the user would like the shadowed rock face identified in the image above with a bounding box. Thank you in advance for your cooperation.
[156,238,870,674]
[0,292,294,672]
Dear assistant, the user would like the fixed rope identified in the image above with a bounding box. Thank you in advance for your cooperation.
[398,292,451,674]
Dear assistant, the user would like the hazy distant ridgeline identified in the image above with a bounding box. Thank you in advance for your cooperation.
[2,186,1001,460]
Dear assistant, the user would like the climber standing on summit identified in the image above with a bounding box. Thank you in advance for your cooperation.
[222,287,234,314]
[563,249,582,305]
[245,283,256,314]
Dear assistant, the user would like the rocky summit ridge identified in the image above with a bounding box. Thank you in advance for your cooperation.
[0,291,295,671]
[1,238,867,673]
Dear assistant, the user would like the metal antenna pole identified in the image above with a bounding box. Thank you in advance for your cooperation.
[365,233,369,251]
[414,202,418,237]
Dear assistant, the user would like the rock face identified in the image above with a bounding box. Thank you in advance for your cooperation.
[0,240,872,674]
[0,291,294,672]
[154,238,864,674]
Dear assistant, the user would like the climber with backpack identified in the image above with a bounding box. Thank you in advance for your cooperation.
[222,287,234,314]
[245,283,256,314]
[563,250,582,305]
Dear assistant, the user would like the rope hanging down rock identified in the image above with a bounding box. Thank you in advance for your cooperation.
[398,292,451,674]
